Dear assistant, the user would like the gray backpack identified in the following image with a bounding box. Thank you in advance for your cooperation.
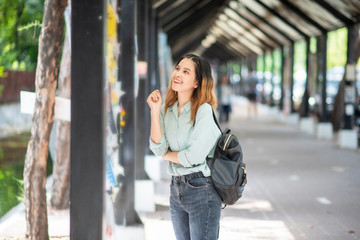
[207,111,247,206]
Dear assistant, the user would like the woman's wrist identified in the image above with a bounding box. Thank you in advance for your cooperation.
[150,108,160,116]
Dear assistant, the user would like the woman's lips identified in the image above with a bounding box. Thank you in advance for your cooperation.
[173,79,182,84]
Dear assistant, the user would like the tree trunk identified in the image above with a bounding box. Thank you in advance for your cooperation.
[50,26,71,210]
[331,25,360,131]
[23,0,67,239]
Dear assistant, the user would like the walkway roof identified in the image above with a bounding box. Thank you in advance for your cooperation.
[152,0,360,61]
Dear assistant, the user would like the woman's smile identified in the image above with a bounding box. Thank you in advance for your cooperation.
[173,78,182,84]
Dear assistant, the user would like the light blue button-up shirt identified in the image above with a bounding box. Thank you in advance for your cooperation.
[149,101,221,176]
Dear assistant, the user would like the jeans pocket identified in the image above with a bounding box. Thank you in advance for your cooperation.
[186,177,210,189]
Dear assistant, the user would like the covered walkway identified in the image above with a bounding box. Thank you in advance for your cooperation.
[2,98,360,239]
[4,0,359,239]
[70,0,360,238]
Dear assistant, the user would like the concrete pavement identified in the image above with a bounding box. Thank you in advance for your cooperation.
[140,97,360,240]
[1,96,359,239]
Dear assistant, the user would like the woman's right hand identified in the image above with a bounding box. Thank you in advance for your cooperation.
[147,90,162,112]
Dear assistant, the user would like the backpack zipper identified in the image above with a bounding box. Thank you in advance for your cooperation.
[223,134,232,151]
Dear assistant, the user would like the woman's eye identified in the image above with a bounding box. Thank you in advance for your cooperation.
[184,71,189,74]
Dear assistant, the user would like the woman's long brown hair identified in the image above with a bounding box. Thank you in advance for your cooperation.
[164,54,217,124]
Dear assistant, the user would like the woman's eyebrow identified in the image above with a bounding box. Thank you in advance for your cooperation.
[176,64,192,72]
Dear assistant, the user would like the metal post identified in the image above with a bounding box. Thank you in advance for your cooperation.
[270,50,275,106]
[280,46,284,110]
[115,0,141,225]
[70,0,106,239]
[319,34,328,122]
[303,37,310,117]
[289,42,295,113]
[263,53,266,104]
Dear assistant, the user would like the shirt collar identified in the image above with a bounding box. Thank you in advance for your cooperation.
[169,101,191,113]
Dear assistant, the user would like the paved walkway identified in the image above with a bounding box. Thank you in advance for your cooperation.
[141,97,360,240]
[1,97,359,239]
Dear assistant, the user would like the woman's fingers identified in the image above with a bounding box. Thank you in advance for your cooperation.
[147,90,162,105]
[150,90,161,101]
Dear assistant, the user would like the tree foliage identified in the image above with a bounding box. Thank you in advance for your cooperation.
[327,27,348,70]
[0,0,44,71]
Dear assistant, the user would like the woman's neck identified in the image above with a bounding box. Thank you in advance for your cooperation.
[177,92,192,109]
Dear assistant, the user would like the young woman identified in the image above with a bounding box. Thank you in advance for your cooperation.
[147,54,222,240]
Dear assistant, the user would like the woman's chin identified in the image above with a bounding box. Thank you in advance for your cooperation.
[171,85,179,92]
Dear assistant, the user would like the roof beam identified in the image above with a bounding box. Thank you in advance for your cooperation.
[165,0,223,39]
[162,0,211,32]
[253,0,309,38]
[202,42,240,62]
[168,3,221,53]
[212,30,250,55]
[224,11,277,49]
[155,0,179,16]
[211,42,243,59]
[217,18,272,51]
[226,7,284,47]
[217,32,255,55]
[216,38,246,58]
[152,0,167,9]
[312,0,353,26]
[172,33,207,60]
[213,27,251,54]
[278,0,327,33]
[244,6,294,42]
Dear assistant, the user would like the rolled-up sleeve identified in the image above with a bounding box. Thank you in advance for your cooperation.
[149,106,169,157]
[177,104,221,168]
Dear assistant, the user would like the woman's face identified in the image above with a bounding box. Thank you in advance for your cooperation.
[171,58,198,95]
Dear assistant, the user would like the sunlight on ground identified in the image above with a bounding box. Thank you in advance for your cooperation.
[220,217,295,240]
[142,197,295,240]
[141,214,296,240]
[227,198,274,212]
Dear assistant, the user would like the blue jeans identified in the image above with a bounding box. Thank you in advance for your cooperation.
[170,172,222,240]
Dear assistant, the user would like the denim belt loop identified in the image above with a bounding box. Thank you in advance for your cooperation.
[172,171,204,183]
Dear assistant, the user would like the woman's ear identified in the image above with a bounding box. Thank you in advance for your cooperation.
[194,81,199,89]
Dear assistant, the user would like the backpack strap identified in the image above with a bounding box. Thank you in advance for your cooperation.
[211,109,222,132]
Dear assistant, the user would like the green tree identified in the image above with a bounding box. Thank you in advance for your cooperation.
[0,0,44,71]
[327,27,348,70]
